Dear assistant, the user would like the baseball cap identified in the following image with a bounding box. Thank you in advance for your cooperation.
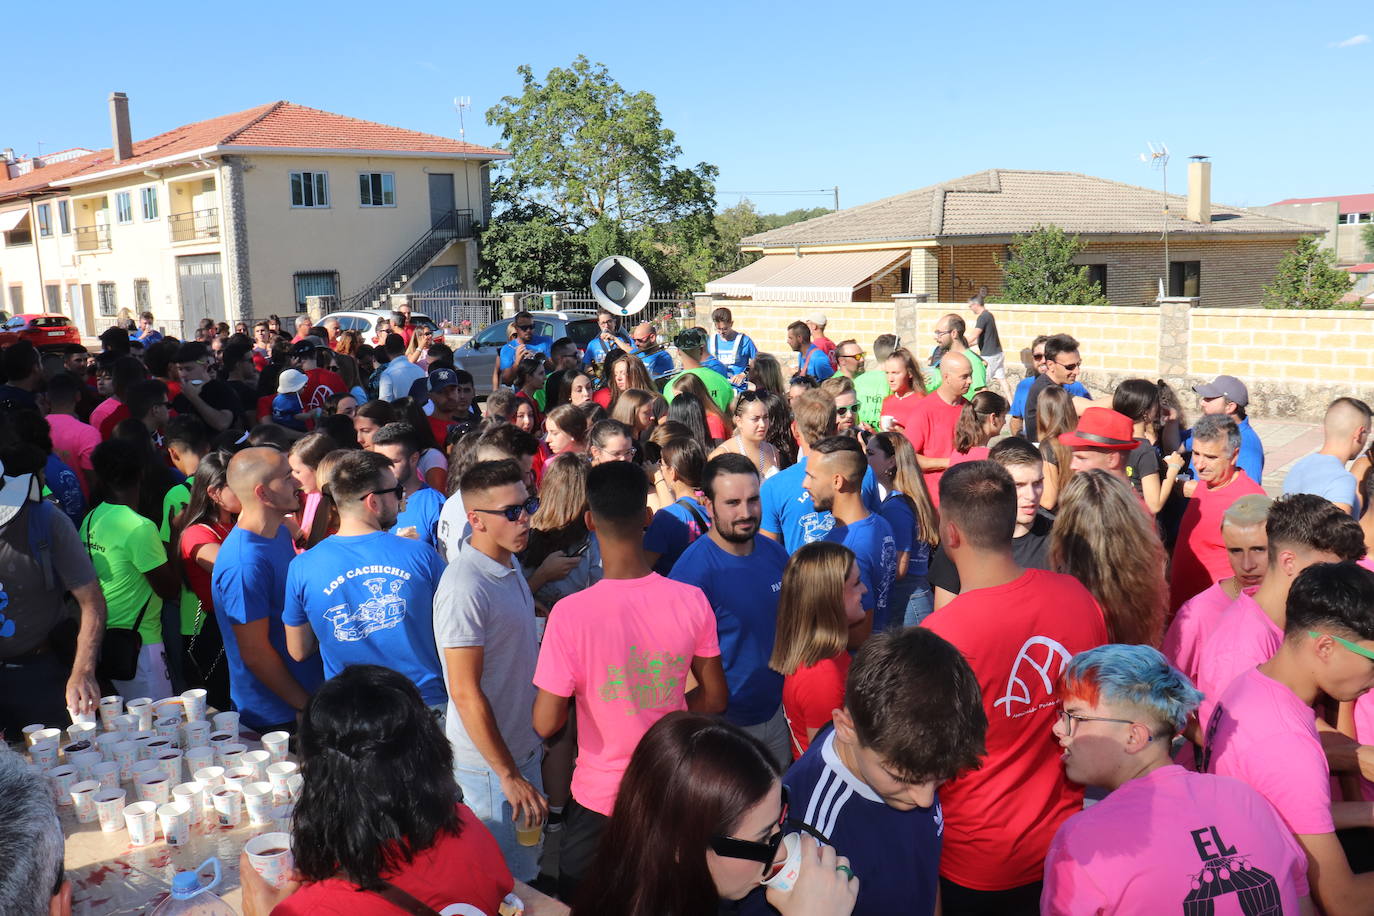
[277,368,308,394]
[1192,375,1248,408]
[290,339,325,359]
[428,367,459,391]
[1058,408,1137,451]
[675,327,708,351]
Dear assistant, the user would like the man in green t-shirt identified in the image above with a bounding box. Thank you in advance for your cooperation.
[83,439,180,699]
[850,334,899,430]
[664,327,734,413]
[924,313,986,401]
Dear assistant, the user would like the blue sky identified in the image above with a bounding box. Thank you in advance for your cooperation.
[4,0,1369,212]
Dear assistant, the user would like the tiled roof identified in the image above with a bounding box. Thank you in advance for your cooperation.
[1269,193,1374,215]
[741,169,1324,248]
[0,102,505,202]
[1342,263,1374,273]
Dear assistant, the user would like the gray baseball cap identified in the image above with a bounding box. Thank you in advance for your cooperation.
[1192,375,1248,408]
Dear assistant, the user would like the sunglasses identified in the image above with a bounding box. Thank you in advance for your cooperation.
[1308,630,1374,662]
[709,786,789,878]
[514,323,535,331]
[835,404,857,415]
[1032,352,1046,361]
[360,484,405,502]
[1054,361,1081,372]
[838,351,864,360]
[472,496,540,521]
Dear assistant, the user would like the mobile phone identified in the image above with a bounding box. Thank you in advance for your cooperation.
[564,541,590,558]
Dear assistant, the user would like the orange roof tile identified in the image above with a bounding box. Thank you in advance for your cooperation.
[0,101,505,202]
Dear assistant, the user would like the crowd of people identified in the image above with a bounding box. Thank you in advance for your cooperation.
[1,295,1373,916]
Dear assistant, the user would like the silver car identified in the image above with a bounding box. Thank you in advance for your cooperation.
[453,310,602,394]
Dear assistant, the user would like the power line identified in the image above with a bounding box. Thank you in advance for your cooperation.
[720,189,833,195]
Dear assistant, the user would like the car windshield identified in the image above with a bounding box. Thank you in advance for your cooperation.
[32,316,71,328]
[474,321,511,346]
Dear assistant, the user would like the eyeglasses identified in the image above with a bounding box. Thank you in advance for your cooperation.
[709,786,789,877]
[1308,631,1374,662]
[360,484,405,502]
[601,445,636,462]
[838,351,864,360]
[514,323,535,331]
[1055,703,1138,737]
[934,329,951,336]
[472,496,540,522]
[835,404,857,415]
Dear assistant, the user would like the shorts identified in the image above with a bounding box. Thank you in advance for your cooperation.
[983,351,1006,380]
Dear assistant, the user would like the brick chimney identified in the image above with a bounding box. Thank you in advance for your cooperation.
[1187,155,1211,225]
[109,92,133,163]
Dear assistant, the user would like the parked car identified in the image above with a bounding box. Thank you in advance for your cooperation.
[319,309,445,345]
[0,313,82,349]
[453,310,601,394]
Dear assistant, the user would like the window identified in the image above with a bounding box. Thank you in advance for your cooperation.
[8,285,22,311]
[58,200,70,234]
[293,270,339,313]
[359,172,396,207]
[1168,261,1201,298]
[98,281,117,316]
[1085,264,1107,296]
[141,187,159,221]
[898,266,911,294]
[290,171,330,208]
[37,203,52,238]
[134,279,151,311]
[115,191,133,224]
[44,284,61,311]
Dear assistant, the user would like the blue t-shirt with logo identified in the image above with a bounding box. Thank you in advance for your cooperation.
[644,497,709,576]
[498,335,554,370]
[583,333,631,366]
[211,525,324,730]
[390,486,445,548]
[669,535,787,727]
[759,456,881,554]
[799,345,834,380]
[708,333,758,377]
[282,531,447,705]
[635,347,675,379]
[823,513,897,631]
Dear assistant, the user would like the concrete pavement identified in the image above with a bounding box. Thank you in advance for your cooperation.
[1249,416,1323,495]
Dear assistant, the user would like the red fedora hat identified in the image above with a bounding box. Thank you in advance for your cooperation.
[1059,407,1136,450]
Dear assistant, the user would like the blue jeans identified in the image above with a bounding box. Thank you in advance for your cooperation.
[454,748,543,881]
[902,585,935,627]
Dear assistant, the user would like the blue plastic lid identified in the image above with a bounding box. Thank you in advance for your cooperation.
[171,872,201,899]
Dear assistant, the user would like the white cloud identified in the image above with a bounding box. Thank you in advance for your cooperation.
[1332,34,1370,48]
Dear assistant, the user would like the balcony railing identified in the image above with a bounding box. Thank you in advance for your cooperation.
[74,224,110,252]
[170,208,220,243]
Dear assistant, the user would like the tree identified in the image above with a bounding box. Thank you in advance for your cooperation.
[476,203,590,291]
[999,225,1109,306]
[1361,221,1374,261]
[1261,236,1355,309]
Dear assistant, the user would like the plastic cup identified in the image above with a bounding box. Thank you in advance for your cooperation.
[29,739,59,770]
[113,740,137,781]
[131,758,162,783]
[193,765,225,790]
[70,779,101,823]
[94,787,127,832]
[135,772,172,805]
[31,726,62,747]
[185,746,215,774]
[223,765,255,794]
[284,773,304,803]
[124,800,159,846]
[268,803,294,832]
[145,737,176,759]
[68,707,98,729]
[112,714,138,736]
[244,832,294,888]
[266,762,299,805]
[67,723,97,748]
[242,781,274,825]
[242,749,271,782]
[208,729,234,748]
[155,699,184,722]
[212,711,239,739]
[126,698,154,731]
[172,782,204,825]
[153,717,182,743]
[69,750,102,782]
[90,760,121,789]
[219,744,247,769]
[515,816,544,847]
[94,731,124,762]
[21,723,48,746]
[180,688,208,722]
[48,764,80,805]
[99,695,124,729]
[210,787,242,827]
[156,750,183,784]
[158,800,193,846]
[762,833,804,892]
[260,731,290,764]
[182,720,211,749]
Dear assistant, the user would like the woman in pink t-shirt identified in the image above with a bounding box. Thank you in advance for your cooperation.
[947,390,1007,468]
[770,542,869,759]
[879,347,925,434]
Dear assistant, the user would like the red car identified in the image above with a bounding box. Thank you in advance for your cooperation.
[0,313,83,349]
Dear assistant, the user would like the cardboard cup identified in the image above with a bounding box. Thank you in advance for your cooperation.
[242,781,274,825]
[94,787,127,832]
[90,760,120,789]
[135,772,172,805]
[260,730,290,763]
[70,779,101,822]
[242,749,271,782]
[266,761,298,805]
[172,782,205,825]
[48,764,80,805]
[180,688,208,722]
[245,832,294,888]
[210,787,242,827]
[158,800,192,846]
[211,711,239,739]
[124,800,158,846]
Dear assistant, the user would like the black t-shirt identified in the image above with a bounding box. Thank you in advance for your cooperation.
[1124,438,1162,495]
[927,510,1055,596]
[975,310,1002,356]
[172,379,242,425]
[1022,374,1058,442]
[226,380,259,415]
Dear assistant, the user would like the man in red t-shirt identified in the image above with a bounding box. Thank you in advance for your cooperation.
[806,312,838,367]
[1170,414,1266,612]
[902,350,971,504]
[290,340,346,413]
[922,461,1107,914]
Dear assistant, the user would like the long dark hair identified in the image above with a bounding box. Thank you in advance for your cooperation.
[953,390,1007,453]
[762,390,797,468]
[292,665,462,890]
[667,392,712,445]
[175,450,233,537]
[573,712,782,916]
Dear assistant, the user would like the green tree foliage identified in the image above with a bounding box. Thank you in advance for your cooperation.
[999,225,1109,306]
[1361,222,1374,261]
[476,203,588,291]
[1261,236,1355,309]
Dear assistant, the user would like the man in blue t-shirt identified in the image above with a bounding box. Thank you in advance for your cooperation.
[1183,374,1265,484]
[498,310,554,386]
[787,319,834,381]
[282,450,447,707]
[582,310,633,367]
[707,306,759,387]
[370,422,446,547]
[740,628,987,916]
[761,391,879,554]
[805,437,897,632]
[670,454,790,767]
[211,448,324,732]
[629,322,675,378]
[1009,335,1090,437]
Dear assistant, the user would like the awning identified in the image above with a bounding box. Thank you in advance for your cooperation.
[753,249,908,303]
[704,255,798,297]
[0,208,30,232]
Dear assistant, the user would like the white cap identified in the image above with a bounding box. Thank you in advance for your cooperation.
[808,313,828,328]
[277,369,308,394]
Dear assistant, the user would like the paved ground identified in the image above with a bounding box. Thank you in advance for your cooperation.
[1250,416,1323,495]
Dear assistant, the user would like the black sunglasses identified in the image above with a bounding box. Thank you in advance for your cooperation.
[709,786,789,877]
[472,496,540,521]
[359,484,405,502]
[514,323,535,331]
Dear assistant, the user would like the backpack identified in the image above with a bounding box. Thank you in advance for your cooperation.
[28,498,58,592]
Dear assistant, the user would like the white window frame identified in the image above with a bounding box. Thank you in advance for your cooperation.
[140,187,159,221]
[359,172,396,208]
[115,191,133,224]
[290,171,330,209]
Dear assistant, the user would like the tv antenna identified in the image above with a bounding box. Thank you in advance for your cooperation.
[1139,142,1171,295]
[453,97,471,142]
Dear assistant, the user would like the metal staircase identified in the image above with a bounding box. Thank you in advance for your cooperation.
[345,209,474,308]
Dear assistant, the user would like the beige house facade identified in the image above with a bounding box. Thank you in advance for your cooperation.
[0,94,505,336]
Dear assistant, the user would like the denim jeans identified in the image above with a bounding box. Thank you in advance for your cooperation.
[902,586,935,627]
[454,747,543,881]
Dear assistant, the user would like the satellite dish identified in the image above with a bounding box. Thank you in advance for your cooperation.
[590,256,652,316]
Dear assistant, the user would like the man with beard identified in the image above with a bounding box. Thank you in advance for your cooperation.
[669,453,791,768]
[283,450,446,710]
[807,437,897,635]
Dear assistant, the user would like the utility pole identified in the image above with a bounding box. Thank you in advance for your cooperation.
[833,186,840,211]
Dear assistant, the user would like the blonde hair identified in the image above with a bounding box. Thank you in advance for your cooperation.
[610,388,654,436]
[769,542,856,675]
[1050,469,1168,646]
